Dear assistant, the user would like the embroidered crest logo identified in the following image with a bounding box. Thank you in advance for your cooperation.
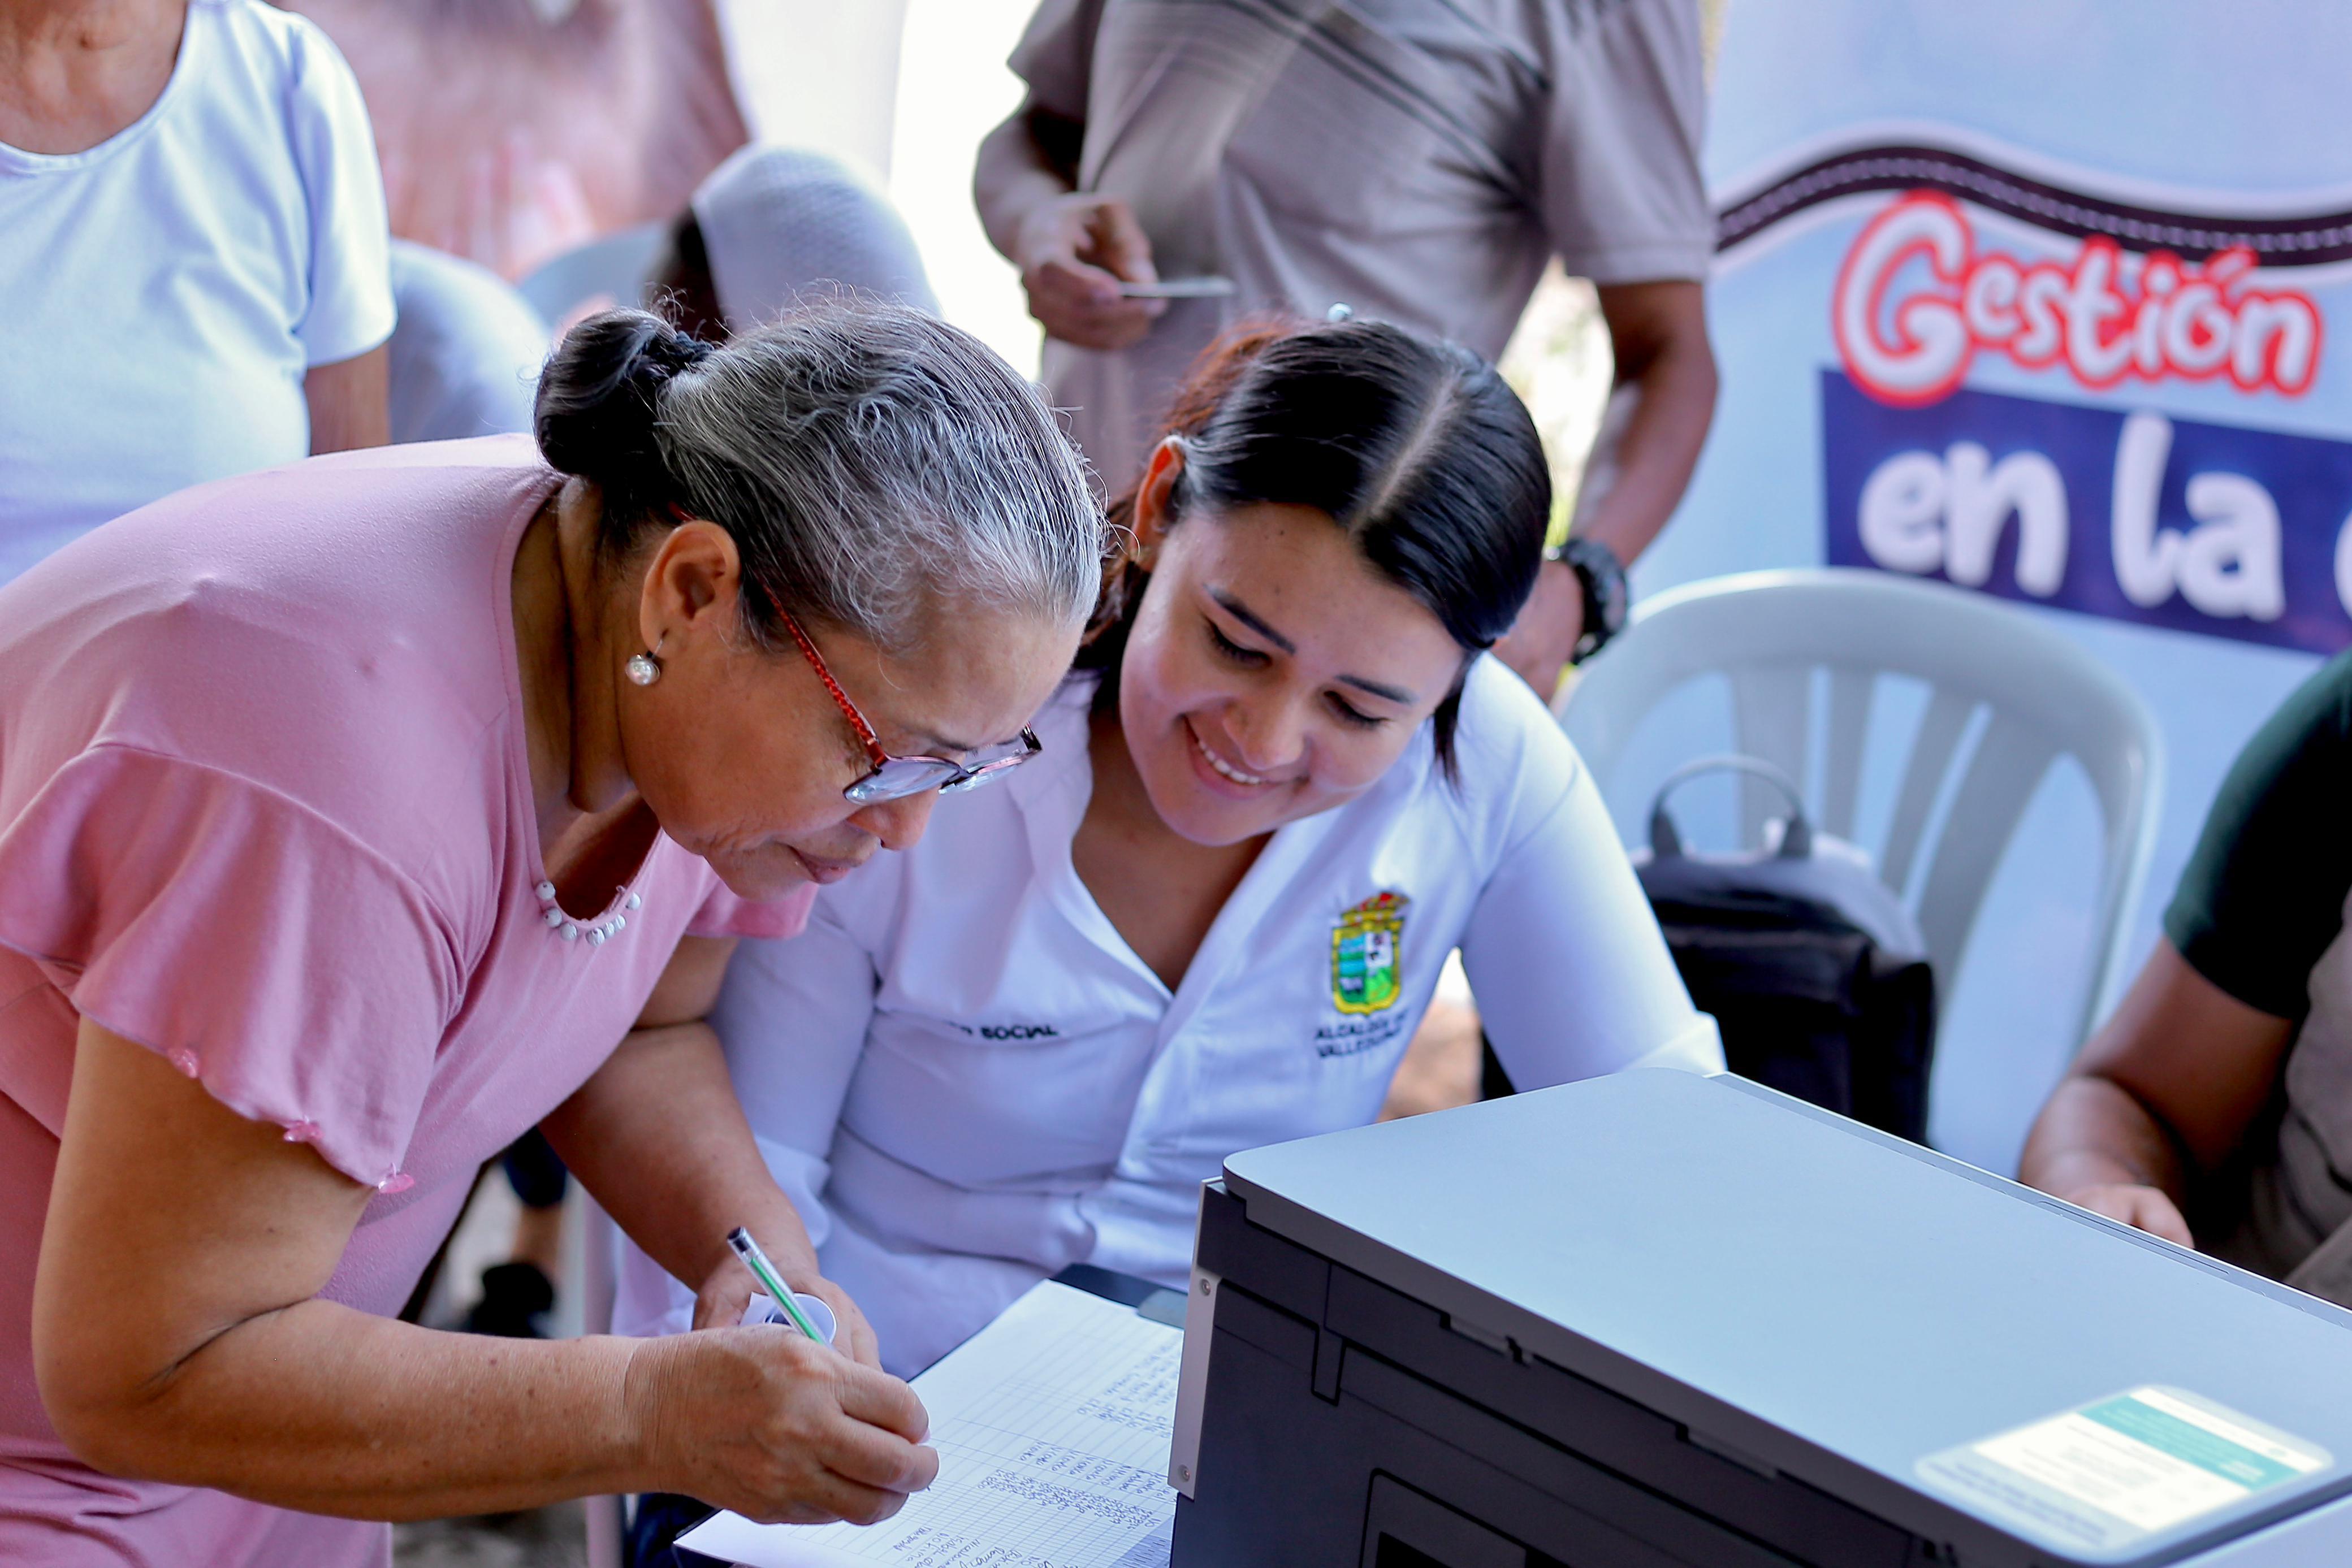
[1331,891,1408,1015]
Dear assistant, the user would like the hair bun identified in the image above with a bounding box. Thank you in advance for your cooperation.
[638,326,715,380]
[534,309,710,496]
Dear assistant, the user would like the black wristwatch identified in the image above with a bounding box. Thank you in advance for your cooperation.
[1546,536,1628,663]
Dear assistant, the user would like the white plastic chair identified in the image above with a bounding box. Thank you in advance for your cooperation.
[1562,568,2163,1054]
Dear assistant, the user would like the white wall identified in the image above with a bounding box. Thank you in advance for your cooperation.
[717,0,1043,376]
[889,0,1044,375]
[716,0,911,180]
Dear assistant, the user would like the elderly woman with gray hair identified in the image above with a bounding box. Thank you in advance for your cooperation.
[0,301,1101,1565]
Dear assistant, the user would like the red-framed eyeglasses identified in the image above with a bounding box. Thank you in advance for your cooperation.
[775,609,1041,805]
[664,503,1040,803]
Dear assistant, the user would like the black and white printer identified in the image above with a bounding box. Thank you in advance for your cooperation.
[1168,1071,2352,1567]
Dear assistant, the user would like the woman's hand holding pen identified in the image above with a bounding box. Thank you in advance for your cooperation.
[624,1323,937,1527]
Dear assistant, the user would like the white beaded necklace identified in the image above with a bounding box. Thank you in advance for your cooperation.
[535,880,643,947]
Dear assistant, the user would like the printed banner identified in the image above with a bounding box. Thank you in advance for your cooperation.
[1626,2,2352,1172]
[1821,372,2352,655]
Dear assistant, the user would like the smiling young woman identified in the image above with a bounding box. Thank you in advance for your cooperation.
[1067,322,1554,984]
[609,317,1724,1408]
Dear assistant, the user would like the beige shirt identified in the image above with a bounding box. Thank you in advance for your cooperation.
[1006,0,1714,487]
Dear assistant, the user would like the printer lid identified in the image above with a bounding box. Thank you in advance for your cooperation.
[1219,1071,2352,1567]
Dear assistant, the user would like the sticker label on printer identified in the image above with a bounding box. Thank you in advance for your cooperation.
[1916,1385,2328,1552]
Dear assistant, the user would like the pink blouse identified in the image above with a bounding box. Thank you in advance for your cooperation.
[0,436,812,1566]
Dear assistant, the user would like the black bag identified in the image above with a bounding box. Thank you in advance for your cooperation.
[1635,757,1938,1143]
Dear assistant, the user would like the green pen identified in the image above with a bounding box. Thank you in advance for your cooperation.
[726,1225,827,1343]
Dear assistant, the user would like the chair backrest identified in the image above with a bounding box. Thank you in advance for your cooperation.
[515,221,670,328]
[1563,568,2163,1052]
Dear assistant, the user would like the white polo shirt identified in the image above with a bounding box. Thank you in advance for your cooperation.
[615,657,1722,1372]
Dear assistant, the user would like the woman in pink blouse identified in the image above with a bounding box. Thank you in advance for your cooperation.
[0,302,1101,1565]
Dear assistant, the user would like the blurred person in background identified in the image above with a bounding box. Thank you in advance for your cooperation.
[382,135,943,478]
[2024,653,2352,1312]
[655,142,941,342]
[0,0,392,586]
[975,0,1721,698]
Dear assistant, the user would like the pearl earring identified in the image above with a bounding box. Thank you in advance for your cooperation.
[625,652,662,686]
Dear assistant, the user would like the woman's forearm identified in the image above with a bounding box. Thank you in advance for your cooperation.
[1575,285,1718,567]
[76,1286,916,1525]
[2020,1073,2191,1204]
[83,1303,662,1518]
[543,1020,819,1290]
[42,999,926,1525]
[39,1023,664,1515]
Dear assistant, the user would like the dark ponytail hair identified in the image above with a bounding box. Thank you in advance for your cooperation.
[1077,317,1551,774]
[531,304,1101,652]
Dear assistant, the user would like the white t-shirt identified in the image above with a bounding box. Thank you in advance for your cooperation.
[615,657,1723,1374]
[0,0,394,584]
